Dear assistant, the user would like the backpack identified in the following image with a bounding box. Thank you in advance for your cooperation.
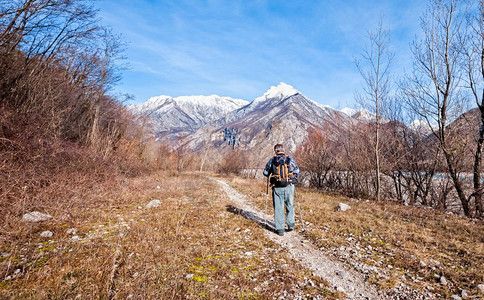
[270,154,296,187]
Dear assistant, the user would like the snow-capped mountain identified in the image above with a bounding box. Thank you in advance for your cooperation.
[341,107,357,117]
[251,82,300,107]
[409,119,437,134]
[217,82,301,124]
[341,107,394,125]
[129,95,248,139]
[131,82,352,160]
[341,107,376,121]
[183,82,351,159]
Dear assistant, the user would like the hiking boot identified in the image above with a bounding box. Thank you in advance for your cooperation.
[286,226,294,232]
[276,230,284,236]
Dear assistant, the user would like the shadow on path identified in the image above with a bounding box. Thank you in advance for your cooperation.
[226,204,277,233]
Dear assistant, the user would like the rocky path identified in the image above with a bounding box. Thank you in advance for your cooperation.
[214,178,382,300]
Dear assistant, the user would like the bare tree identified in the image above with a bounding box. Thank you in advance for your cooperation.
[0,0,129,156]
[87,28,125,150]
[0,0,100,98]
[296,128,336,190]
[460,0,484,218]
[355,20,395,201]
[402,0,474,215]
[339,122,376,198]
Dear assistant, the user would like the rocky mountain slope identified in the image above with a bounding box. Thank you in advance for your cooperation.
[191,83,350,155]
[129,95,248,139]
[130,83,352,159]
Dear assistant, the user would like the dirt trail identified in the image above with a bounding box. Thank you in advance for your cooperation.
[213,178,382,300]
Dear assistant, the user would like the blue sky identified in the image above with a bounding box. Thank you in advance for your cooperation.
[97,0,426,108]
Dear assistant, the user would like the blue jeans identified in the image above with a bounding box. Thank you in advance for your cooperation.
[272,185,295,233]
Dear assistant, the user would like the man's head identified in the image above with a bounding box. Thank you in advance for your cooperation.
[274,143,284,154]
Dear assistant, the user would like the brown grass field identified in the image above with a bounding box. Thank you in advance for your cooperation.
[236,176,484,299]
[0,171,483,299]
[0,172,337,299]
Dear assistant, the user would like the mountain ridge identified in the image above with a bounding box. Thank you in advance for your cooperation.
[129,83,359,158]
[128,82,478,168]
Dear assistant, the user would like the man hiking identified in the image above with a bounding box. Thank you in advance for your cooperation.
[263,143,300,236]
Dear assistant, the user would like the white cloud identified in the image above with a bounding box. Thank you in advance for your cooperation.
[98,0,428,107]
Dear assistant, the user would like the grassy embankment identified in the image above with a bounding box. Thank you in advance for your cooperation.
[1,171,482,299]
[0,172,337,299]
[233,176,484,299]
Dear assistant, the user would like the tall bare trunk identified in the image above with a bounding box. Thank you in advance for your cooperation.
[474,105,484,218]
[375,94,381,201]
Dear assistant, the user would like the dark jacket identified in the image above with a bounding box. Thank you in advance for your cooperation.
[263,152,300,187]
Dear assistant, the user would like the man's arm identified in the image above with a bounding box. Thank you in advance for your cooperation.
[290,158,300,177]
[263,158,273,177]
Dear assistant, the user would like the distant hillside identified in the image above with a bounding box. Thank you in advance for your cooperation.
[184,83,351,163]
[129,95,248,140]
[130,82,480,170]
[130,83,353,160]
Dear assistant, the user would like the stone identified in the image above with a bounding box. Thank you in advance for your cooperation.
[450,295,462,300]
[428,259,441,267]
[335,203,351,212]
[40,230,53,238]
[477,284,484,293]
[66,228,77,235]
[440,276,448,285]
[419,260,427,268]
[335,270,346,277]
[460,289,469,299]
[22,211,52,222]
[146,199,161,208]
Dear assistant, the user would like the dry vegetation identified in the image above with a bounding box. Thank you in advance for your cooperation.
[1,172,339,299]
[2,169,482,298]
[292,0,484,219]
[233,176,484,299]
[1,0,483,298]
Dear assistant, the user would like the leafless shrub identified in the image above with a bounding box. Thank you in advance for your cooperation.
[217,150,247,175]
[296,128,337,190]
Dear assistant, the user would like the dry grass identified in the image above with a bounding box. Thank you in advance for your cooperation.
[3,171,482,298]
[1,172,337,299]
[231,176,484,299]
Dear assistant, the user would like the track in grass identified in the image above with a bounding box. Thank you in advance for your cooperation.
[214,178,382,300]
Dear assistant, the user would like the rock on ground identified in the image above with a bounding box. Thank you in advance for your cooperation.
[22,211,53,222]
[66,228,77,235]
[335,203,351,212]
[40,231,53,238]
[146,199,162,208]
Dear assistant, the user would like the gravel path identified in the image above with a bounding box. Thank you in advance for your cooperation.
[213,178,383,300]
